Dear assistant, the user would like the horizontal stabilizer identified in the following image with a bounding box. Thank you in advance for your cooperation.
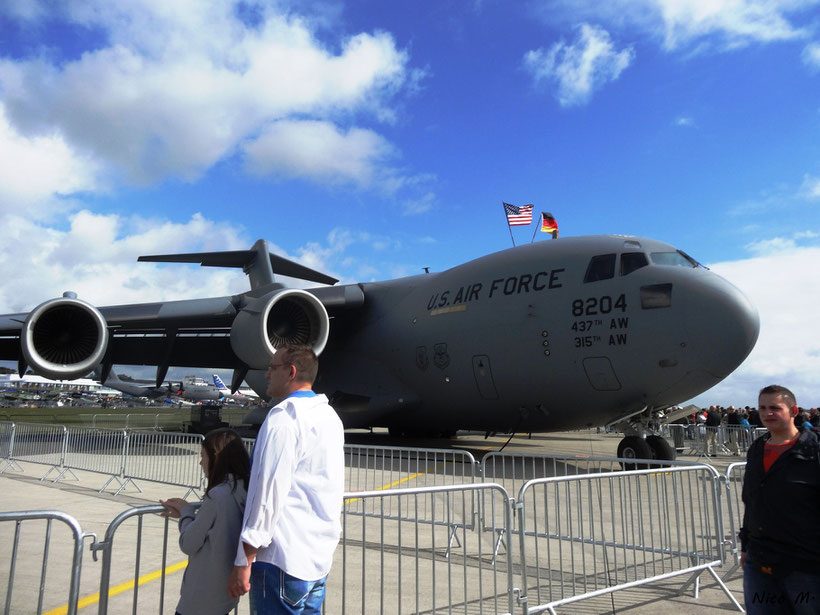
[138,239,338,288]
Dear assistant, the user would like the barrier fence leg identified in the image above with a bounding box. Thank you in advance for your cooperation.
[114,477,142,496]
[0,458,22,473]
[705,566,745,613]
[98,474,127,494]
[50,467,80,484]
[722,560,742,582]
[39,465,64,481]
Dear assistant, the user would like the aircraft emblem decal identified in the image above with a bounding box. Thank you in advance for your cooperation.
[415,346,428,370]
[433,343,450,369]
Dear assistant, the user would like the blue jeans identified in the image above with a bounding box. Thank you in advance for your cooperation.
[249,563,327,615]
[744,559,820,614]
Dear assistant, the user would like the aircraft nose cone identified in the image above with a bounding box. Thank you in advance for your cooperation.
[684,273,759,378]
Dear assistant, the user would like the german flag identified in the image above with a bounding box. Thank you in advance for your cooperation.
[541,212,558,237]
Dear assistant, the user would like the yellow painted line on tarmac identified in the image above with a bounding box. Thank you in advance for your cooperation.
[376,468,436,491]
[44,559,188,615]
[346,464,445,505]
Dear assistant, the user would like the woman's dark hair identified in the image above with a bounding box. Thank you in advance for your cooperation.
[202,428,250,496]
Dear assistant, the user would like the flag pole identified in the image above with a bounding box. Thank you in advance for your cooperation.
[530,215,539,244]
[503,202,516,247]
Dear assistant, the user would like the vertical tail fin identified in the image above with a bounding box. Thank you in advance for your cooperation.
[213,374,229,391]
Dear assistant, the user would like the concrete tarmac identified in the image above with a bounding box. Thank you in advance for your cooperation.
[0,430,747,614]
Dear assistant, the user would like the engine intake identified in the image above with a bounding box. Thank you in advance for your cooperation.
[230,289,330,369]
[21,296,109,380]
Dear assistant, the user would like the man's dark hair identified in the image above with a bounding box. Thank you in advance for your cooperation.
[202,428,250,495]
[759,384,797,408]
[275,344,318,384]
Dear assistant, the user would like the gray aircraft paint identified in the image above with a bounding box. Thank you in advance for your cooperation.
[0,235,758,438]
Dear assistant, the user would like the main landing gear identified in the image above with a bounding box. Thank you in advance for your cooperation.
[617,435,676,468]
[615,409,676,470]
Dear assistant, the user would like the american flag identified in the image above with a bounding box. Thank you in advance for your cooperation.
[503,202,534,226]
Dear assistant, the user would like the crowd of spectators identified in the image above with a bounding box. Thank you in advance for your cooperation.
[674,405,820,430]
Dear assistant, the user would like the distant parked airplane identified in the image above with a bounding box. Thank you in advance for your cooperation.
[100,370,222,403]
[213,374,258,401]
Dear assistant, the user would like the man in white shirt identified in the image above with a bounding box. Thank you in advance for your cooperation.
[228,344,345,613]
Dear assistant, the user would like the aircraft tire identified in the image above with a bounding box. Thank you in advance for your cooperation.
[617,436,653,470]
[645,435,676,463]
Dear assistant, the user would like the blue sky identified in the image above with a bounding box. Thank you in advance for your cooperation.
[1,0,819,408]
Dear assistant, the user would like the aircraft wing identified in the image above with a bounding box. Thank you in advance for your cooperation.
[0,240,364,388]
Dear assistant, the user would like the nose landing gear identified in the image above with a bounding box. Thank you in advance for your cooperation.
[614,407,677,469]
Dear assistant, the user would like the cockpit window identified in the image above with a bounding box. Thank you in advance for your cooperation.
[650,250,699,268]
[584,254,616,283]
[620,252,648,276]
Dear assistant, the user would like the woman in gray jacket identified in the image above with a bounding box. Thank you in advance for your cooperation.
[161,428,250,615]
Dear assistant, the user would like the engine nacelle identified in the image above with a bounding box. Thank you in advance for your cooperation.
[230,289,330,369]
[21,296,109,380]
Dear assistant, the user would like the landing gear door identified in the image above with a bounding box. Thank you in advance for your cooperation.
[472,355,499,400]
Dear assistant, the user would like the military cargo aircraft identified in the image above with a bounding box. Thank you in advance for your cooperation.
[0,235,758,461]
[99,369,223,402]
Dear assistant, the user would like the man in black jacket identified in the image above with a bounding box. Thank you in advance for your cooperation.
[705,406,722,456]
[740,385,820,614]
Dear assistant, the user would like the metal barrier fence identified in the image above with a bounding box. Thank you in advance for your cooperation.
[1,470,746,613]
[85,412,186,432]
[663,424,766,457]
[2,422,67,480]
[0,422,204,497]
[241,438,480,493]
[343,445,480,543]
[479,451,702,543]
[0,510,88,615]
[243,440,482,543]
[481,450,698,501]
[345,443,478,491]
[721,462,747,578]
[334,483,515,614]
[122,431,204,497]
[93,504,181,615]
[514,465,743,614]
[0,421,17,472]
[64,426,129,492]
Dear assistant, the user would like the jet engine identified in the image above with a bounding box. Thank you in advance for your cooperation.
[21,295,109,380]
[230,289,330,369]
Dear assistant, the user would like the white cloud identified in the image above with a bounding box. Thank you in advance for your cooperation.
[689,245,820,407]
[0,211,252,312]
[534,0,815,52]
[652,0,809,50]
[0,0,45,20]
[744,228,820,256]
[0,2,413,204]
[800,174,820,199]
[0,106,103,214]
[294,228,404,283]
[243,120,394,187]
[524,23,634,106]
[744,236,798,255]
[402,192,436,215]
[803,41,820,71]
[675,116,695,126]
